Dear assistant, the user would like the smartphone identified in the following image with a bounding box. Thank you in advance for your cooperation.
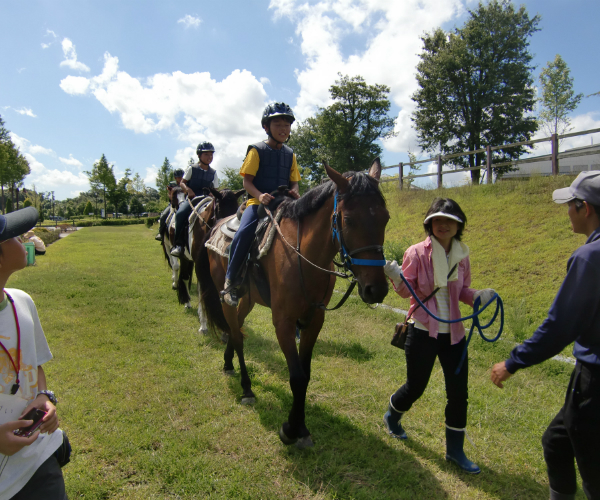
[13,408,47,437]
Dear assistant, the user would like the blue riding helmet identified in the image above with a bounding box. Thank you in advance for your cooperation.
[261,102,295,128]
[196,142,216,154]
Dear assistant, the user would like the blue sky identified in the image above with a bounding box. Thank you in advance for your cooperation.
[1,0,599,199]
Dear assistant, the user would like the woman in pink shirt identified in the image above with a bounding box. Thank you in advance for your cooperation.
[383,198,495,474]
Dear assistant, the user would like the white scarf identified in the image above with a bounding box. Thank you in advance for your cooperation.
[430,236,470,288]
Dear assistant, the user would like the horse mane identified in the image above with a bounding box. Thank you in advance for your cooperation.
[279,172,386,221]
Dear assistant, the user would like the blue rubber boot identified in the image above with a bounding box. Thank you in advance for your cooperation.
[383,398,407,440]
[445,426,480,474]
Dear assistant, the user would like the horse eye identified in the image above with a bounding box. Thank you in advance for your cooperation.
[343,217,353,227]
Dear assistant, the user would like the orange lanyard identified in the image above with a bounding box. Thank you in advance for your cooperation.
[0,291,21,394]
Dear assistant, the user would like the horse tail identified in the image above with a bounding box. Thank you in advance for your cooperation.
[177,259,194,305]
[197,241,230,334]
[161,239,173,269]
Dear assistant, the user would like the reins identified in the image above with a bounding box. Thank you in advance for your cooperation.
[398,272,504,373]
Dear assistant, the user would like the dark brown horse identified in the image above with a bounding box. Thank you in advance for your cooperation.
[198,161,389,448]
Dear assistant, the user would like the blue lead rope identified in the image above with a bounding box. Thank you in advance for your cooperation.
[398,272,504,374]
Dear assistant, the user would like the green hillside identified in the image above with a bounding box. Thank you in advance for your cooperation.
[11,176,588,499]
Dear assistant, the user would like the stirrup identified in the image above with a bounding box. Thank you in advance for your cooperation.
[221,280,239,307]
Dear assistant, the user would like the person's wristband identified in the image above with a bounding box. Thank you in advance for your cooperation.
[37,390,57,405]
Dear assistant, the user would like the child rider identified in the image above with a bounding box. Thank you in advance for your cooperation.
[222,102,301,306]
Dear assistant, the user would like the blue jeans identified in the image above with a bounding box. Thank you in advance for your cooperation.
[174,200,192,245]
[226,205,260,282]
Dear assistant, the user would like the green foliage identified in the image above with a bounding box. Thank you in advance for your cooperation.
[538,54,584,138]
[129,196,144,215]
[5,198,12,213]
[411,0,540,183]
[85,154,116,218]
[84,201,93,215]
[289,74,396,183]
[383,237,413,264]
[144,216,160,228]
[23,198,32,207]
[219,166,244,191]
[156,157,173,201]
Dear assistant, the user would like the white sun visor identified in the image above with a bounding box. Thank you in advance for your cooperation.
[423,212,463,224]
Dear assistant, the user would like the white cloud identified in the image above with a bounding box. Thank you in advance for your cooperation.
[59,38,90,72]
[270,0,466,155]
[143,166,158,188]
[60,52,269,180]
[46,30,57,38]
[29,145,54,156]
[41,43,51,49]
[260,77,271,86]
[177,14,202,29]
[59,154,83,167]
[14,108,36,118]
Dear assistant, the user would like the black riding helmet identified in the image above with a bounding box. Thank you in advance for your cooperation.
[261,102,295,128]
[196,142,216,155]
[173,168,185,178]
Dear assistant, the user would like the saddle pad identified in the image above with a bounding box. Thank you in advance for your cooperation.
[206,221,232,258]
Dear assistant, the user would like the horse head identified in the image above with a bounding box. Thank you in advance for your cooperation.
[170,186,186,210]
[325,158,389,304]
[211,188,245,221]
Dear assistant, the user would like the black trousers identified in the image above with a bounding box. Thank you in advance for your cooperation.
[542,361,600,499]
[10,455,67,500]
[158,206,170,234]
[391,327,469,428]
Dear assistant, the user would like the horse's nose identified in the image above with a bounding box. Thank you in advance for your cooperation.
[361,281,389,304]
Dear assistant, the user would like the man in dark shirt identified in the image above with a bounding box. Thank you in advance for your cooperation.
[491,171,600,500]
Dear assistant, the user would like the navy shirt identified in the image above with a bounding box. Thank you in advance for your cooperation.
[506,226,600,373]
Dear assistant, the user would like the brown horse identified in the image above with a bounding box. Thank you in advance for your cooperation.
[191,187,245,333]
[198,160,389,448]
[161,186,189,296]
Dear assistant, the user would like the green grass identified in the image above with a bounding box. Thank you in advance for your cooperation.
[10,176,587,499]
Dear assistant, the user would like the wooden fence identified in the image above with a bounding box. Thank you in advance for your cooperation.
[379,127,600,189]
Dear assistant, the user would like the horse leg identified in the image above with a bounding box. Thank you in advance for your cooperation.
[223,302,255,404]
[197,283,209,334]
[275,317,312,448]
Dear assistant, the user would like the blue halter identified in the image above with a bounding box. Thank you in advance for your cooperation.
[331,193,387,269]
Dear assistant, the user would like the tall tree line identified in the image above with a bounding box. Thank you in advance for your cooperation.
[0,115,31,213]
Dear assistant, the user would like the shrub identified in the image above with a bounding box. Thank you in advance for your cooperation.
[145,216,160,228]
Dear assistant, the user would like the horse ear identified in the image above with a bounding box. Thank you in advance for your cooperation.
[202,187,211,196]
[368,157,382,181]
[234,189,246,199]
[210,187,222,200]
[324,162,349,192]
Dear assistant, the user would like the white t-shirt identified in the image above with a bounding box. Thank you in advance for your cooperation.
[0,289,63,500]
[183,164,220,188]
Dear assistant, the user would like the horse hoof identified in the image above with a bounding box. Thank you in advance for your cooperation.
[199,328,209,335]
[172,283,177,290]
[184,303,192,309]
[223,369,235,376]
[278,426,298,446]
[295,436,314,450]
[241,396,256,405]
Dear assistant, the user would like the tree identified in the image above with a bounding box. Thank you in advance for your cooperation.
[84,201,93,215]
[411,0,540,183]
[130,197,144,216]
[85,154,116,217]
[0,140,30,214]
[288,74,396,183]
[23,198,32,207]
[538,54,583,139]
[219,166,244,191]
[129,172,146,195]
[155,157,172,201]
[0,115,9,143]
[109,170,132,217]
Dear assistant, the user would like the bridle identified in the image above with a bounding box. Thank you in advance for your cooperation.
[331,193,386,271]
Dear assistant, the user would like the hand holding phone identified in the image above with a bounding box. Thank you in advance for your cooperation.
[13,408,47,437]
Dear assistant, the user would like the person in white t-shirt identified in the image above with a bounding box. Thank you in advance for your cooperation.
[0,207,68,500]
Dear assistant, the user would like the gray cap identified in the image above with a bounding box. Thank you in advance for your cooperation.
[552,170,600,205]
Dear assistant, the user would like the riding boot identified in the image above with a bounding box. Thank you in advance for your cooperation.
[170,244,183,257]
[445,426,481,474]
[383,397,407,440]
[549,488,575,500]
[155,232,163,241]
[221,279,239,307]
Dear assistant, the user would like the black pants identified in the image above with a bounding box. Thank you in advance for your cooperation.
[10,455,67,500]
[391,327,469,428]
[542,361,600,499]
[158,206,170,234]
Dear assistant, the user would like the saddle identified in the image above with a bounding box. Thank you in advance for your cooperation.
[208,187,294,307]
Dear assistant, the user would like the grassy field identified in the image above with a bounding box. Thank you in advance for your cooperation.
[10,176,587,499]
